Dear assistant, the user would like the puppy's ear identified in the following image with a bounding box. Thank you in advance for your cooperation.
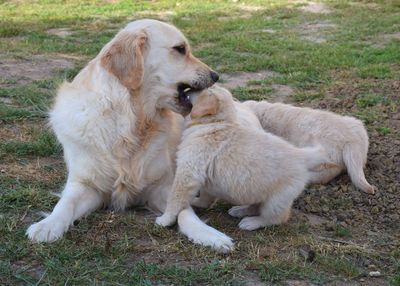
[191,94,219,119]
[101,31,147,90]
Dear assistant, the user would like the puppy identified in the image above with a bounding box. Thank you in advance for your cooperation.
[156,86,335,230]
[244,100,375,194]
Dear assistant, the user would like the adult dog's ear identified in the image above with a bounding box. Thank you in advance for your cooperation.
[101,31,147,90]
[191,94,219,119]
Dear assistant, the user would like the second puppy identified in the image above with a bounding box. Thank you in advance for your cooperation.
[156,86,334,230]
[243,100,375,194]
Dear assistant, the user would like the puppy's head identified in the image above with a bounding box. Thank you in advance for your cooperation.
[189,85,236,123]
[100,19,219,116]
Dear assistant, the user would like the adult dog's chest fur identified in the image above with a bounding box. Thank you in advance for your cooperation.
[52,81,180,211]
[110,103,176,197]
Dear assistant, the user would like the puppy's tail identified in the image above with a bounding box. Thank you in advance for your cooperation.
[300,145,339,172]
[342,143,376,194]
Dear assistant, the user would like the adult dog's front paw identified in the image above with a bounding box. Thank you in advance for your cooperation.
[26,217,69,243]
[155,214,176,227]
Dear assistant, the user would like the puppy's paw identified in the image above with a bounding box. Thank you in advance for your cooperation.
[27,217,69,242]
[364,185,377,194]
[238,216,265,231]
[228,205,257,218]
[155,214,176,227]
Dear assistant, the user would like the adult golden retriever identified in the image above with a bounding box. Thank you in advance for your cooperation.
[27,19,235,251]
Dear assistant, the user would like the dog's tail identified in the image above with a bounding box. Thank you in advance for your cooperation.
[177,207,234,253]
[300,145,338,172]
[342,143,375,194]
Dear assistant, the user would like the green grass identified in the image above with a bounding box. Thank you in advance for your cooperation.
[377,126,391,136]
[333,225,352,238]
[0,104,42,122]
[1,0,399,285]
[356,93,389,108]
[0,130,60,158]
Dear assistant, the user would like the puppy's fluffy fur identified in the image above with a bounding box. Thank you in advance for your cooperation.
[244,100,375,194]
[156,86,334,230]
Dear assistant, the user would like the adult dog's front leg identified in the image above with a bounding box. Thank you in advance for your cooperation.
[27,180,103,242]
[178,207,234,253]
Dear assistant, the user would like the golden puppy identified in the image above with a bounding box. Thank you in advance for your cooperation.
[156,86,334,230]
[244,100,375,194]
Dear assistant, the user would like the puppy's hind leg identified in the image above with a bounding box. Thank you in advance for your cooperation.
[27,179,103,242]
[239,182,304,231]
[228,204,260,218]
[343,144,376,194]
[308,167,342,185]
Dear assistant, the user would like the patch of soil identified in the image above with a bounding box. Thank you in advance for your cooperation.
[292,77,400,237]
[0,55,74,85]
[269,84,295,102]
[242,271,271,286]
[261,29,276,33]
[220,70,277,89]
[369,33,400,48]
[46,28,73,38]
[0,97,13,104]
[299,2,332,14]
[218,4,265,21]
[0,120,49,143]
[238,4,265,12]
[285,280,319,286]
[11,259,45,281]
[349,2,380,9]
[135,10,175,21]
[1,36,26,43]
[0,120,65,183]
[0,157,65,184]
[194,42,217,50]
[296,21,337,44]
[218,14,254,21]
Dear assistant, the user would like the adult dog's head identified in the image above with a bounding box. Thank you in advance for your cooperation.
[100,19,219,116]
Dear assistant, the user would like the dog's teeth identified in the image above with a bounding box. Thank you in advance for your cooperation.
[186,95,190,100]
[184,88,190,92]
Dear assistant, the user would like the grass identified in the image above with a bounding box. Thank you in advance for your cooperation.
[0,130,60,158]
[1,0,399,285]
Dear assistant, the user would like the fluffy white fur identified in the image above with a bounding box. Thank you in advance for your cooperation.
[156,86,334,230]
[243,100,375,194]
[26,19,236,252]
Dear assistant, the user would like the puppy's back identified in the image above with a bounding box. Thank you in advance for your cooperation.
[190,124,309,205]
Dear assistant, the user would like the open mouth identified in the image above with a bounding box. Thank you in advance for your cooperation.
[177,83,200,110]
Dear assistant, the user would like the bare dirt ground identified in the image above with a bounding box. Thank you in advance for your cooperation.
[0,55,74,86]
[299,2,332,14]
[220,70,278,89]
[295,21,337,44]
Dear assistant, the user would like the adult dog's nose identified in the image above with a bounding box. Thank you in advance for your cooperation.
[210,71,219,83]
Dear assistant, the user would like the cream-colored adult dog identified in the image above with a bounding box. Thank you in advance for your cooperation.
[156,86,334,230]
[244,100,375,194]
[26,19,238,251]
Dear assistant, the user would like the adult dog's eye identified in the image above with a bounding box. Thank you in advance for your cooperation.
[173,45,186,55]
